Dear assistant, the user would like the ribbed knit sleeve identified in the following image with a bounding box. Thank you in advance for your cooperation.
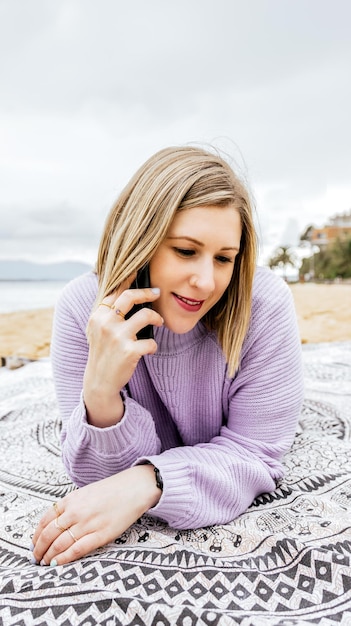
[137,268,304,529]
[50,272,161,486]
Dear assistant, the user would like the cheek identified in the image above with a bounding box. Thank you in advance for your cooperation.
[150,264,166,291]
[149,248,178,288]
[216,270,233,297]
[149,253,163,288]
[210,274,233,309]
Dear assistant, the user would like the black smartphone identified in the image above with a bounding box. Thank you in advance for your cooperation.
[125,264,154,340]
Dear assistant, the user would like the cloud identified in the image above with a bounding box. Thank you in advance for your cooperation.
[0,0,350,262]
[1,0,349,114]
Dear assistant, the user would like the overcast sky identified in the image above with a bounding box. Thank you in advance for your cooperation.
[1,0,350,265]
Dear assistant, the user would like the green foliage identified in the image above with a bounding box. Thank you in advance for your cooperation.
[299,225,314,242]
[300,237,351,280]
[268,246,297,279]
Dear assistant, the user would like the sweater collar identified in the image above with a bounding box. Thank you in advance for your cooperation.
[153,321,210,356]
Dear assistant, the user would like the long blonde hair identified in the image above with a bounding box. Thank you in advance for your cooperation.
[96,145,257,375]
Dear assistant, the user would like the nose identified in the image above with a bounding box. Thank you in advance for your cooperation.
[190,259,215,293]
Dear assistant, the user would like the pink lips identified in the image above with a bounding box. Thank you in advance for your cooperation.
[172,293,204,313]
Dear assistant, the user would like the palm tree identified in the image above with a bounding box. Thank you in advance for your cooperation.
[268,246,297,281]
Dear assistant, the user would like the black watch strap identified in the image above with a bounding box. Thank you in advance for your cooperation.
[154,466,163,491]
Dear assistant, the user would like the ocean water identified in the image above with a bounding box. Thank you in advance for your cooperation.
[0,281,68,313]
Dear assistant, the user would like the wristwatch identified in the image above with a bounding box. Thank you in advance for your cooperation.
[154,466,163,491]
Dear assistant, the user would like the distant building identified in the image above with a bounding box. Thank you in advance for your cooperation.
[308,210,351,247]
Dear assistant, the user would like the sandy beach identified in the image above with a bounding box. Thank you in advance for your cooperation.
[290,282,351,345]
[0,283,350,360]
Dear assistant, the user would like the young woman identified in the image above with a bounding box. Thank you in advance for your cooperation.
[32,145,304,566]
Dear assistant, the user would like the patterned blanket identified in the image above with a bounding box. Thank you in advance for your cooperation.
[0,342,351,625]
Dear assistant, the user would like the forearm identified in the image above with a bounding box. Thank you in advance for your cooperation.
[138,441,279,529]
[61,395,162,486]
[83,363,125,427]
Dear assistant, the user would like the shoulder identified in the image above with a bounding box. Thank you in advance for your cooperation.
[55,271,99,331]
[253,265,291,298]
[244,266,297,347]
[59,271,98,309]
[252,266,293,316]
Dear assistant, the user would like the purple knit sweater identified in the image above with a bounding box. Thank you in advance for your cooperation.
[51,266,304,529]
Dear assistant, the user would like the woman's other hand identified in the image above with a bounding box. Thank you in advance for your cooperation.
[84,286,162,427]
[31,465,161,567]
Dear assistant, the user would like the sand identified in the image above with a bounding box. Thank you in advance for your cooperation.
[290,282,351,344]
[0,308,54,360]
[0,283,350,360]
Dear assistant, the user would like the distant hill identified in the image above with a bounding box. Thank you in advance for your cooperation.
[0,259,93,281]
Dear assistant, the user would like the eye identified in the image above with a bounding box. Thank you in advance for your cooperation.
[174,247,195,257]
[216,255,233,264]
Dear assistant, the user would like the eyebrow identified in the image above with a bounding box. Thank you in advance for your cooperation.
[167,235,239,252]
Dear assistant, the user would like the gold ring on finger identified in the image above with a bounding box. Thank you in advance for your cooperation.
[53,502,62,516]
[114,308,125,320]
[54,517,67,533]
[66,527,78,542]
[98,302,114,310]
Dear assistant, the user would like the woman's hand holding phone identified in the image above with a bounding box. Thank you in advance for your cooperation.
[83,278,162,428]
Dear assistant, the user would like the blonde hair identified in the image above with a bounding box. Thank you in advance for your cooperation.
[96,145,257,375]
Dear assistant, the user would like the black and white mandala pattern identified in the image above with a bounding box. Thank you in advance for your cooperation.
[1,343,351,625]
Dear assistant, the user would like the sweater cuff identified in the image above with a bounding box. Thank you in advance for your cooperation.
[67,392,160,457]
[134,454,193,528]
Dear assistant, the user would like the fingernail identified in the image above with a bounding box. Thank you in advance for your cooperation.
[29,542,34,551]
[151,287,160,295]
[29,554,38,565]
[50,558,58,567]
[40,558,47,567]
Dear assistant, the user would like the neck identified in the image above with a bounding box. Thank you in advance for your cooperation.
[153,322,209,355]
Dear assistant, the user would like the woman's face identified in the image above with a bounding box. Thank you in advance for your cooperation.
[149,204,242,334]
